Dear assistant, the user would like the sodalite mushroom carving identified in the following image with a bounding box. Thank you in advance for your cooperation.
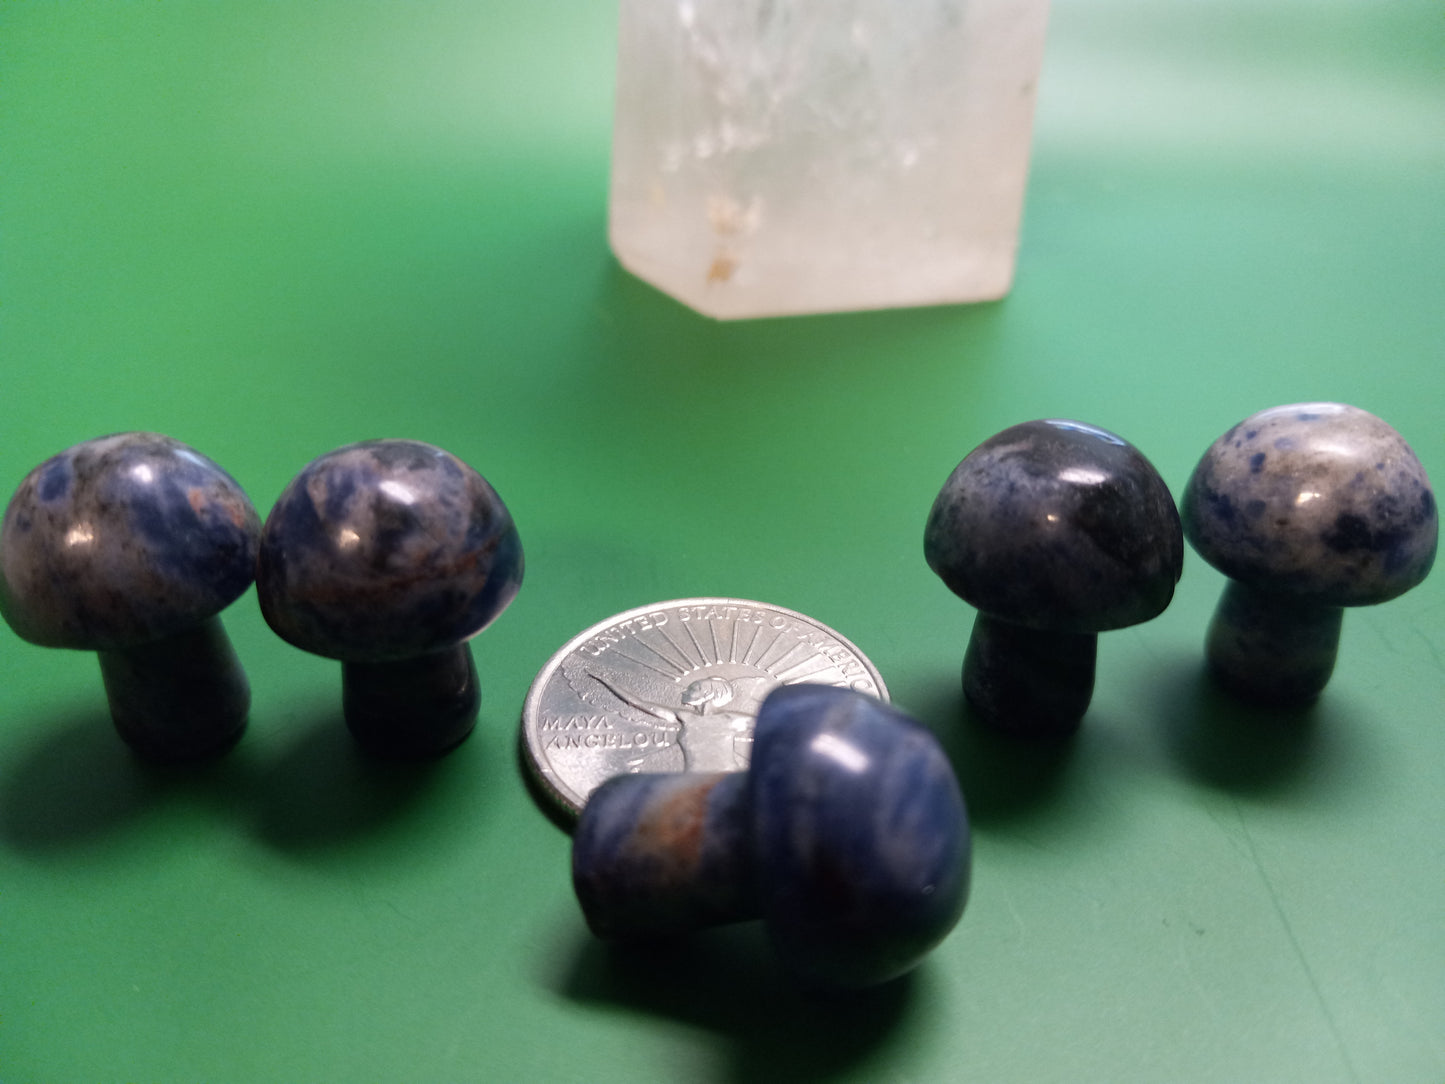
[925,420,1184,736]
[257,439,523,757]
[572,684,971,990]
[0,433,261,762]
[1182,402,1437,704]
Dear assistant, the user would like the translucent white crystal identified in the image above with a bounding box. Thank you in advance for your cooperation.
[608,0,1051,319]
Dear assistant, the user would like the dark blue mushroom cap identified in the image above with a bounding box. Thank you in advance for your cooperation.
[750,684,970,989]
[0,432,261,650]
[925,420,1184,634]
[1182,402,1436,606]
[256,439,523,663]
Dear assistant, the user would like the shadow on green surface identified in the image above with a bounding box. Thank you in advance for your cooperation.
[1150,658,1328,796]
[591,260,1002,377]
[910,675,1081,828]
[0,709,155,850]
[0,706,223,852]
[0,702,464,856]
[568,264,1009,469]
[561,922,915,1083]
[243,707,452,853]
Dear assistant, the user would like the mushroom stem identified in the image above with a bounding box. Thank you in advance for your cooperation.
[97,615,250,763]
[1205,581,1343,706]
[962,613,1097,736]
[573,771,758,939]
[341,645,481,757]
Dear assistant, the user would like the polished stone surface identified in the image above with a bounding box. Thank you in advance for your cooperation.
[341,648,481,758]
[926,419,1184,634]
[98,614,250,762]
[961,614,1097,738]
[573,684,970,990]
[925,419,1183,733]
[257,439,523,664]
[0,432,260,650]
[1183,402,1437,703]
[1203,582,1344,705]
[573,770,755,938]
[258,439,522,756]
[751,684,971,989]
[0,432,259,761]
[1182,402,1436,606]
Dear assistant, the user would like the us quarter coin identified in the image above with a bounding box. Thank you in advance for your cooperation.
[521,598,890,816]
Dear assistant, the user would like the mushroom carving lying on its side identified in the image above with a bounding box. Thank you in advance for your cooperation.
[572,684,971,990]
[1183,402,1436,704]
[925,419,1184,736]
[0,433,261,761]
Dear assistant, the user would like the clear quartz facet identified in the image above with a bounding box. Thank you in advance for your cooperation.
[608,0,1051,319]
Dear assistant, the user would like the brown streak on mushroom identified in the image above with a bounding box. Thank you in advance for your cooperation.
[627,777,721,882]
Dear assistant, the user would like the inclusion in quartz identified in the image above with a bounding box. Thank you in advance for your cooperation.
[608,0,1051,319]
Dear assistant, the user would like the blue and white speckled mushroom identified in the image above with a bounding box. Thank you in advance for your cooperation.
[572,684,971,990]
[0,433,261,761]
[256,439,523,757]
[1183,403,1436,704]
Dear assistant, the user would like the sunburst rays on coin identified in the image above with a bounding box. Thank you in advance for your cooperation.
[563,607,859,723]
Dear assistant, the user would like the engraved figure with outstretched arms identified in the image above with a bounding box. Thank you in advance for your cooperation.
[589,671,760,771]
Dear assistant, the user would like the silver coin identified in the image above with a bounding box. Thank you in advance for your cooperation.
[521,598,890,816]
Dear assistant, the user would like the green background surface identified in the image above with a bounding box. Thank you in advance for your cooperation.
[2,3,1442,1081]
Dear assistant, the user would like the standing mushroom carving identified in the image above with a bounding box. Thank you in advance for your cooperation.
[0,433,261,762]
[924,419,1184,736]
[256,439,523,757]
[1182,403,1436,704]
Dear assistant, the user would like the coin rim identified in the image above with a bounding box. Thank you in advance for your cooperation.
[519,597,891,817]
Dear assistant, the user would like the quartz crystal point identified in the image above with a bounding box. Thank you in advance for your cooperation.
[608,0,1051,319]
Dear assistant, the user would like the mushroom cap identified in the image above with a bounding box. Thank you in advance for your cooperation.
[0,433,261,650]
[924,419,1184,634]
[1182,402,1437,606]
[256,439,523,663]
[750,684,970,989]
